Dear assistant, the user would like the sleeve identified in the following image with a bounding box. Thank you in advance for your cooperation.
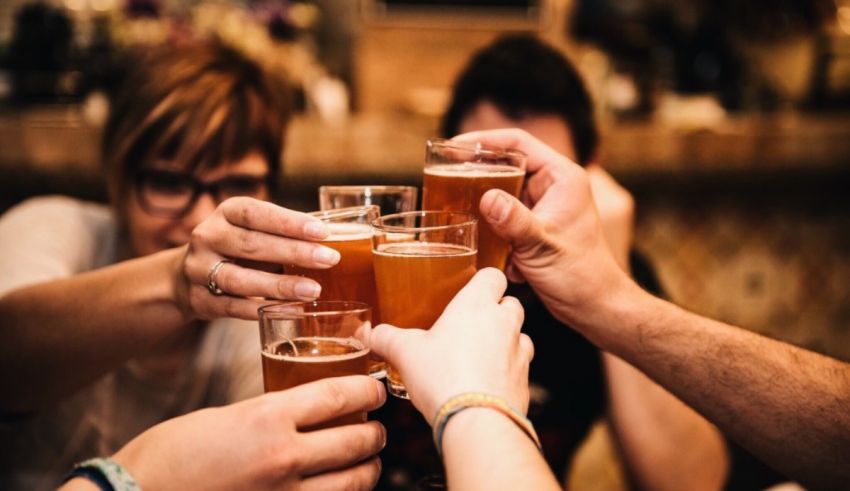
[0,196,111,297]
[205,319,265,405]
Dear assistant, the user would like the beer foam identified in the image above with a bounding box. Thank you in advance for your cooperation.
[324,222,373,241]
[263,337,368,362]
[425,163,525,177]
[374,242,476,257]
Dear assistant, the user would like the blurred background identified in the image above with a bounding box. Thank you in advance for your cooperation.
[0,0,848,488]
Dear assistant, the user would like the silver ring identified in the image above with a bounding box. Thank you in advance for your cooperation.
[207,259,232,296]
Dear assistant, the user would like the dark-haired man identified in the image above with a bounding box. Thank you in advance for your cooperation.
[443,35,729,489]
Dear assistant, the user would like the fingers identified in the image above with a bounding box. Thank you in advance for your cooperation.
[188,291,271,320]
[194,260,322,301]
[519,333,535,362]
[297,422,386,476]
[499,296,525,331]
[479,189,546,255]
[276,376,386,429]
[443,268,508,314]
[451,129,570,174]
[219,197,329,241]
[505,262,526,284]
[369,323,421,370]
[299,456,381,491]
[202,227,340,269]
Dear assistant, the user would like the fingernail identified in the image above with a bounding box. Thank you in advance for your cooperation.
[304,220,328,240]
[295,281,321,299]
[313,246,341,266]
[487,192,511,224]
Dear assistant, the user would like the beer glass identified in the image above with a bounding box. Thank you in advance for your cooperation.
[319,185,418,215]
[286,205,385,377]
[422,138,526,271]
[372,211,477,399]
[259,301,371,429]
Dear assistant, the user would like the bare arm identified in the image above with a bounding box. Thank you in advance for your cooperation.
[58,377,386,491]
[461,128,850,489]
[0,248,185,412]
[0,198,339,413]
[586,165,728,490]
[587,286,850,490]
[370,269,558,491]
[442,408,560,491]
[603,353,729,491]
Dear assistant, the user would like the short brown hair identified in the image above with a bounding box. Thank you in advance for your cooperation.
[103,40,291,204]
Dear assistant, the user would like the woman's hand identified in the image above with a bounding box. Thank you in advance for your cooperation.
[174,197,342,320]
[369,268,533,422]
[103,376,387,491]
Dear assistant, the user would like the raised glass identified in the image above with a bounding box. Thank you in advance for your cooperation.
[319,185,418,216]
[371,211,477,399]
[422,139,526,270]
[286,205,385,377]
[259,301,371,428]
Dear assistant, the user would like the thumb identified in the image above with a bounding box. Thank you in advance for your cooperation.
[480,189,546,255]
[369,323,418,370]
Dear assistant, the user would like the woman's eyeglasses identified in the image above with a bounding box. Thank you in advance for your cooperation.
[134,169,270,218]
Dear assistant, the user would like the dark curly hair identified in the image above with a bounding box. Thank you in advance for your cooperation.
[441,34,598,166]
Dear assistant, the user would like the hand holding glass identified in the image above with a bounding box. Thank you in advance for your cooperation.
[259,301,372,428]
[422,139,526,270]
[371,211,477,399]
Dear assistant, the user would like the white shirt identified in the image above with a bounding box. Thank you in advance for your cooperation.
[0,196,263,490]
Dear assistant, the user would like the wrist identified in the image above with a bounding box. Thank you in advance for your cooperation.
[568,272,654,353]
[432,392,540,457]
[164,246,195,324]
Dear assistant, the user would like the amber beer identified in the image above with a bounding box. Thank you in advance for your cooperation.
[424,164,524,270]
[258,301,371,428]
[371,211,478,399]
[423,139,527,271]
[262,337,368,428]
[287,223,379,320]
[286,206,383,376]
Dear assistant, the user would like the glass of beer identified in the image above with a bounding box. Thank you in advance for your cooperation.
[372,211,478,399]
[286,205,385,377]
[259,301,371,429]
[319,185,418,216]
[422,138,526,271]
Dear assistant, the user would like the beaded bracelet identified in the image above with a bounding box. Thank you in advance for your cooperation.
[63,458,141,491]
[431,392,542,457]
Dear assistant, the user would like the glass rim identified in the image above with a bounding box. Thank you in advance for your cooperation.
[308,205,380,221]
[426,138,527,162]
[371,210,477,233]
[319,185,418,193]
[258,300,372,319]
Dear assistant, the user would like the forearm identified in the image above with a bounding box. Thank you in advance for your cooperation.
[443,408,560,491]
[58,479,99,491]
[576,283,850,489]
[0,247,188,412]
[603,353,728,491]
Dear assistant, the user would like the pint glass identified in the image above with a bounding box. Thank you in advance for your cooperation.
[372,211,477,399]
[287,205,385,377]
[319,185,418,216]
[422,139,526,270]
[259,301,371,429]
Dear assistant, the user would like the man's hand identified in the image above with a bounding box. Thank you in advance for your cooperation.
[453,129,633,327]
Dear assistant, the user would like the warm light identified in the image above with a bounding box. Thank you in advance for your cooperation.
[839,6,850,35]
[64,0,85,11]
[90,0,116,12]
